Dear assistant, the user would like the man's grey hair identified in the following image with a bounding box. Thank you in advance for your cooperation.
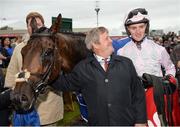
[85,26,109,50]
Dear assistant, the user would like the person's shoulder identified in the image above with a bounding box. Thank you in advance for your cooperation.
[113,54,133,63]
[14,40,27,51]
[80,54,94,65]
[113,37,131,44]
[71,53,92,69]
[146,38,164,49]
[15,33,29,48]
[145,37,155,43]
[117,36,131,41]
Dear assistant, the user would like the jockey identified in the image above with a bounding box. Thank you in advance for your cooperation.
[117,8,180,126]
[118,8,175,77]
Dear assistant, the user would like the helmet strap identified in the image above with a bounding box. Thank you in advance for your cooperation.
[130,35,147,50]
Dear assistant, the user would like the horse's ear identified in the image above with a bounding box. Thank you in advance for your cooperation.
[30,17,38,33]
[50,13,62,33]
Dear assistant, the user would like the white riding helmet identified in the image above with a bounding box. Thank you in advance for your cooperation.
[124,8,150,36]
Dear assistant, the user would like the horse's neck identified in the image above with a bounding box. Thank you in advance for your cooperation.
[56,33,87,72]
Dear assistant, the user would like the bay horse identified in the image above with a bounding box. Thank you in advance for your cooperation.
[13,14,88,111]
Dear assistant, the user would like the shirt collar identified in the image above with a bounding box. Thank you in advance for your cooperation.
[94,54,110,63]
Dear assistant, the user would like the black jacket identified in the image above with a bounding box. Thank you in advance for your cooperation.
[0,89,11,110]
[52,53,147,125]
[0,89,12,126]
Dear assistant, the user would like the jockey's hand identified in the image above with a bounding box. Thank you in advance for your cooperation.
[163,74,177,94]
[141,73,153,89]
[164,74,177,86]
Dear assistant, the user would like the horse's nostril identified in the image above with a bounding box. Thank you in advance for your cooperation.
[21,94,28,102]
[20,94,32,111]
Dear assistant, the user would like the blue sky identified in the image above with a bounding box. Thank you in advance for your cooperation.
[1,0,180,35]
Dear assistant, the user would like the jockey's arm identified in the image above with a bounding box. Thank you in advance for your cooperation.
[161,48,176,76]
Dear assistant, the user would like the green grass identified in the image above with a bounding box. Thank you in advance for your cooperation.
[57,101,81,126]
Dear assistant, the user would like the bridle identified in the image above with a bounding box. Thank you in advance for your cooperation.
[15,32,57,110]
[30,56,54,96]
[31,32,56,94]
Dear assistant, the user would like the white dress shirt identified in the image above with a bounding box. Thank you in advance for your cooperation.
[94,54,110,71]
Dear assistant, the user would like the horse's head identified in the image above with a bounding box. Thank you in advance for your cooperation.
[13,28,61,110]
[13,15,88,111]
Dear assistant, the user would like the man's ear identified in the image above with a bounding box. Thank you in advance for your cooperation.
[92,43,98,50]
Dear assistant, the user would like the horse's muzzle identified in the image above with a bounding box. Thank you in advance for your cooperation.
[11,92,34,111]
[20,94,33,110]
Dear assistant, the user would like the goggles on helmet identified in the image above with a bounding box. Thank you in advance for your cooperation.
[125,8,149,26]
[128,8,147,19]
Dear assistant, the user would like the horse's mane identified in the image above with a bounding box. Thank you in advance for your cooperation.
[56,31,88,70]
[59,31,86,37]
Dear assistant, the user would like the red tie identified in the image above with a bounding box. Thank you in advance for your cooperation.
[104,58,109,71]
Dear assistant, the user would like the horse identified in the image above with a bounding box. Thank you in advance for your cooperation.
[12,14,88,111]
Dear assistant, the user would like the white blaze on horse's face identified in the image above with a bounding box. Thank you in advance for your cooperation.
[15,69,31,83]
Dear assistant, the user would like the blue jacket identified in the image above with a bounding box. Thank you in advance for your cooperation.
[112,37,131,54]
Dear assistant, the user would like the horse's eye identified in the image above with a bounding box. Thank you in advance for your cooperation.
[44,50,51,56]
[44,49,53,56]
[41,49,53,62]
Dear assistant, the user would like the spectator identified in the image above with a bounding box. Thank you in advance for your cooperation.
[0,37,13,69]
[170,43,180,88]
[11,35,22,49]
[2,37,13,56]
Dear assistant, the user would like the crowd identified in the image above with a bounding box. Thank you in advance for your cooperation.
[153,32,180,54]
[152,32,180,87]
[0,8,180,126]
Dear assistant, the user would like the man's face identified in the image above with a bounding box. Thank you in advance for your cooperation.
[27,17,44,35]
[93,31,114,57]
[127,23,147,42]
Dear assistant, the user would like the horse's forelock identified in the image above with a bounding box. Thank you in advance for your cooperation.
[22,37,44,63]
